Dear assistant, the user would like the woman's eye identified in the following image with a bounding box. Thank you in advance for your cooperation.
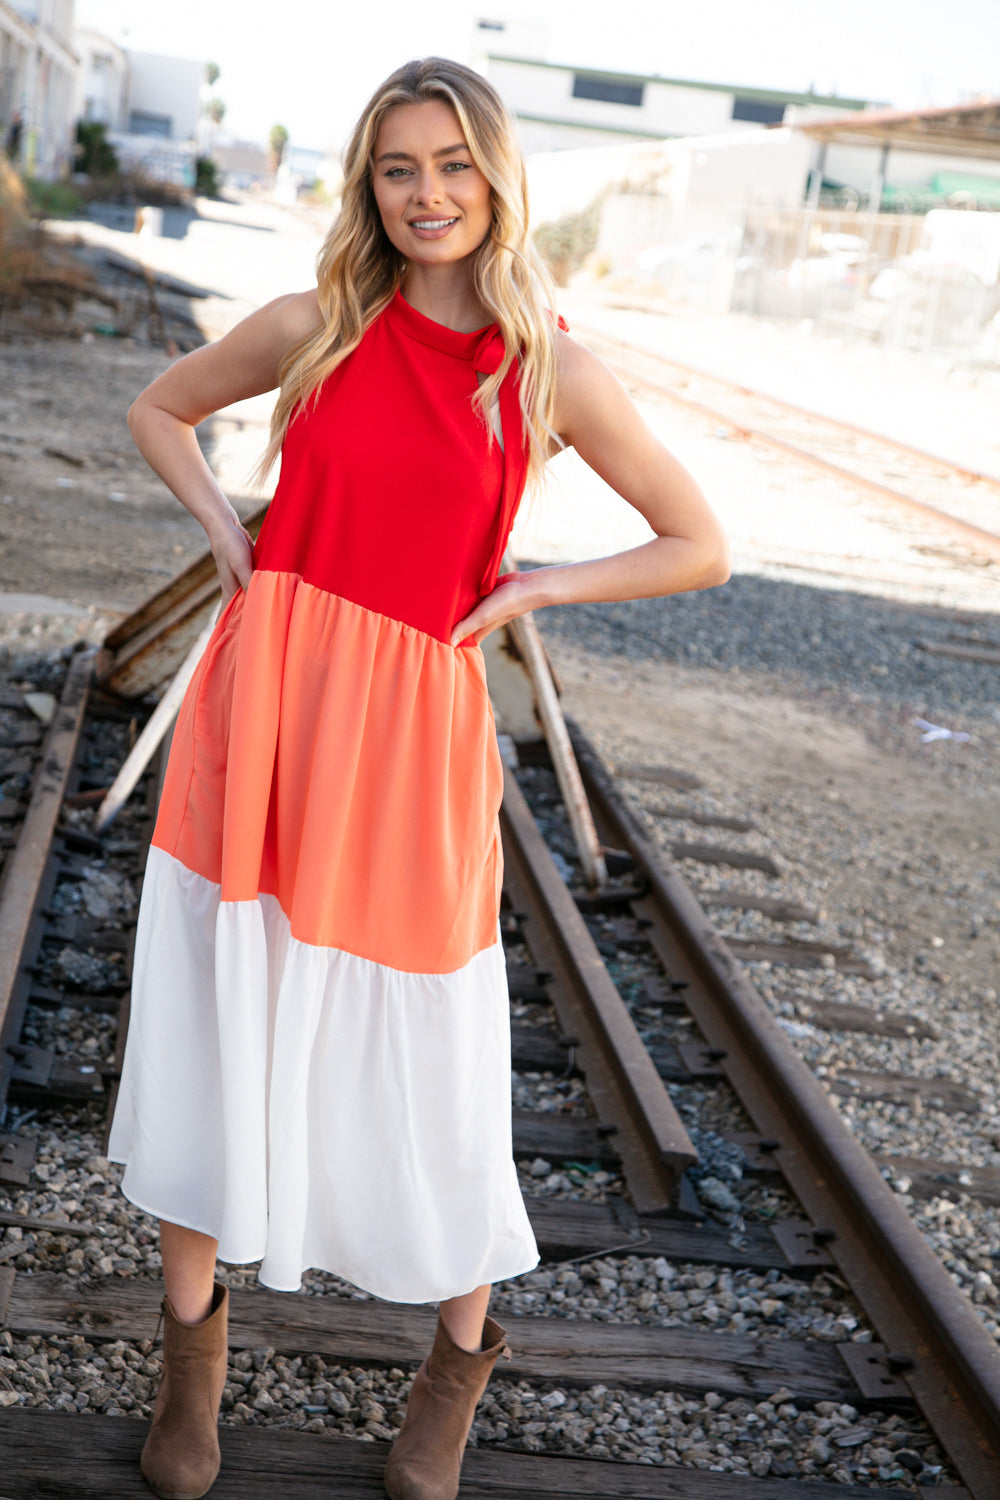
[444,161,471,172]
[385,167,411,178]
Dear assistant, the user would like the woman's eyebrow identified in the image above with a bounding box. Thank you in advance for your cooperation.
[376,143,471,163]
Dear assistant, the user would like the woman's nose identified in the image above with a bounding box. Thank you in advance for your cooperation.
[413,169,444,204]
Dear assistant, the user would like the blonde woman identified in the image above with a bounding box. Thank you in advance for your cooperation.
[109,56,729,1500]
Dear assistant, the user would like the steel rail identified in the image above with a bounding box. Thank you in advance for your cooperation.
[500,764,697,1214]
[0,648,95,1110]
[570,724,1000,1499]
[576,326,1000,566]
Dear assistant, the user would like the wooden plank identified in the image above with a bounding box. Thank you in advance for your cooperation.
[527,1201,794,1271]
[722,938,876,978]
[915,638,1000,666]
[511,1109,617,1165]
[0,1209,93,1236]
[0,1266,13,1323]
[0,1409,937,1499]
[504,598,607,888]
[829,1070,980,1114]
[99,508,268,699]
[2,1273,876,1406]
[100,508,264,654]
[511,1024,572,1075]
[100,578,221,699]
[617,762,703,790]
[27,984,121,1015]
[670,842,780,876]
[512,1025,692,1087]
[788,997,937,1040]
[701,892,819,923]
[640,974,690,1014]
[651,804,756,833]
[506,967,551,1002]
[872,1154,1000,1207]
[0,1132,34,1185]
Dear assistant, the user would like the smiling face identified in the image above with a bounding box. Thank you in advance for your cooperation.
[371,99,493,268]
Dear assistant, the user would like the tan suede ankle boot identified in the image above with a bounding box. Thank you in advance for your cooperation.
[141,1282,229,1500]
[384,1314,508,1500]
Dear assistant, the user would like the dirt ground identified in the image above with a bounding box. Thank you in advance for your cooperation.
[0,311,262,636]
[546,641,999,1001]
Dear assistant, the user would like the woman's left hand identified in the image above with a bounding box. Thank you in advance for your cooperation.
[450,570,541,647]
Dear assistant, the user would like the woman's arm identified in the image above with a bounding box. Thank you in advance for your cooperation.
[128,289,322,599]
[450,333,730,645]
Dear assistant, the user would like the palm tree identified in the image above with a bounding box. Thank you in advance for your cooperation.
[269,124,289,174]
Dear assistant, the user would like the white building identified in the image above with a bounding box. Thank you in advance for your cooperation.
[1,0,78,177]
[124,49,201,141]
[73,32,204,188]
[74,23,125,129]
[486,53,873,155]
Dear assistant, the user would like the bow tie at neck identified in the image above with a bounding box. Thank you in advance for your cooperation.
[472,324,506,377]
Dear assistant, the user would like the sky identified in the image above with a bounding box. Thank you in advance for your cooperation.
[75,0,1000,154]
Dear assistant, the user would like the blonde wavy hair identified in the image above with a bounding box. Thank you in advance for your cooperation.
[256,57,560,487]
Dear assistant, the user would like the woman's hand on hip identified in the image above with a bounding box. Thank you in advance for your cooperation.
[208,513,255,601]
[450,570,543,647]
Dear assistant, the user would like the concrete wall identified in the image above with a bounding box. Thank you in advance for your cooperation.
[528,126,811,227]
[126,49,202,141]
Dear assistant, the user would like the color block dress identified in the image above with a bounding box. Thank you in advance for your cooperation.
[107,289,540,1302]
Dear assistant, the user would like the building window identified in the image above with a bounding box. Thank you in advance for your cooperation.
[129,110,172,138]
[572,74,644,108]
[731,97,785,125]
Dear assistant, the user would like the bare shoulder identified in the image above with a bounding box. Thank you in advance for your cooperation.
[266,287,324,348]
[551,329,629,444]
[237,287,324,363]
[131,288,325,424]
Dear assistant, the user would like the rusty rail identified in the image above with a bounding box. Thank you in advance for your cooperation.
[500,764,697,1214]
[570,722,1000,1498]
[0,648,94,1110]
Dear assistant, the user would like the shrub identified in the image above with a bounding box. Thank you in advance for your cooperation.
[75,120,119,178]
[533,200,602,286]
[25,177,85,219]
[195,156,221,197]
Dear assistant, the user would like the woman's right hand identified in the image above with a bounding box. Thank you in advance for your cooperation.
[208,513,255,601]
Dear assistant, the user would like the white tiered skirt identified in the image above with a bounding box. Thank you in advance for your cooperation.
[108,848,539,1301]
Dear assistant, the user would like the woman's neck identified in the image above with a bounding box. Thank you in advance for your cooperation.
[400,264,489,333]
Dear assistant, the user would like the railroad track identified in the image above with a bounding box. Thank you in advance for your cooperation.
[0,649,997,1495]
[573,321,1000,576]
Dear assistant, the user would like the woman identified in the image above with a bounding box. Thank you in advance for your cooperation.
[108,56,729,1500]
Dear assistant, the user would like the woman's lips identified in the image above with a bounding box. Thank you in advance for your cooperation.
[407,217,459,239]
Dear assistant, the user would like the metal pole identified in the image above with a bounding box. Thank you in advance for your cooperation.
[868,141,890,213]
[806,141,827,209]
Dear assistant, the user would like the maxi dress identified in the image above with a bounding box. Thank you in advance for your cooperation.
[107,289,541,1303]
